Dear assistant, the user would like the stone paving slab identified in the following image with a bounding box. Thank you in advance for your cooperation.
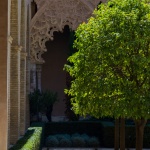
[42,148,150,150]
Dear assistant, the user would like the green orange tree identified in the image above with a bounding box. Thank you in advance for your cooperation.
[64,0,150,149]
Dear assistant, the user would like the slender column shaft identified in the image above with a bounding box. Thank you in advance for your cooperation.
[20,0,27,136]
[10,46,21,144]
[0,0,9,149]
[25,2,31,129]
[20,52,27,135]
[7,36,13,148]
[30,63,36,92]
[36,64,42,91]
[9,0,21,144]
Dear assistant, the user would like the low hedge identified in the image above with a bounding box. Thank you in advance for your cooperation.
[45,121,150,148]
[45,133,100,148]
[9,122,45,150]
[45,121,103,142]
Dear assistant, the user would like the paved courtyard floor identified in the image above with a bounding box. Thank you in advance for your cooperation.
[42,148,150,150]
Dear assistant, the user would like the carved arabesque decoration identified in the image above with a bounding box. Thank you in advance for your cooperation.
[30,0,103,63]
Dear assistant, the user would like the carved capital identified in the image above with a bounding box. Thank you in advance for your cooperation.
[21,52,27,60]
[8,36,13,44]
[18,46,23,52]
[11,45,23,53]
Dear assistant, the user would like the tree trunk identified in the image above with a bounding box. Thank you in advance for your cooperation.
[114,119,119,150]
[134,119,147,150]
[120,118,125,150]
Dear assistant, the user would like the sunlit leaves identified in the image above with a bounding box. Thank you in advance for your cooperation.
[64,0,150,120]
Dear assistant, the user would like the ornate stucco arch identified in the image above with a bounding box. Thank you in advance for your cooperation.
[30,0,104,63]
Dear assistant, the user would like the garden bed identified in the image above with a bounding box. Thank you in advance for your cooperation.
[44,121,150,148]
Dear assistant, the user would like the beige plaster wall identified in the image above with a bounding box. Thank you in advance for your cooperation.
[41,26,70,116]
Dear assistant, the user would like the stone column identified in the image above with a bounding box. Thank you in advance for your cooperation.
[7,36,13,148]
[20,0,26,51]
[30,63,37,92]
[36,64,42,91]
[25,1,31,129]
[0,0,9,149]
[7,0,11,148]
[20,52,27,136]
[10,46,21,144]
[26,57,30,129]
[9,0,21,144]
[20,0,27,136]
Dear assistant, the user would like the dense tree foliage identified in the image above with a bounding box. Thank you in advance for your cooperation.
[64,0,150,149]
[65,0,150,119]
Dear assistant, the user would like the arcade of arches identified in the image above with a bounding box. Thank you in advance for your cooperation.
[0,0,106,149]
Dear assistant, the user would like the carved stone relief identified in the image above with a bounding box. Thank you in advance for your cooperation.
[30,0,104,63]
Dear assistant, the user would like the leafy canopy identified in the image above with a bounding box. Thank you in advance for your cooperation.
[64,0,150,119]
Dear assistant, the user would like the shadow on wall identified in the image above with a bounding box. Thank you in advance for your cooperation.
[41,26,70,117]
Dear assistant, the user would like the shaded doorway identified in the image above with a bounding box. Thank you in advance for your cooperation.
[41,26,70,120]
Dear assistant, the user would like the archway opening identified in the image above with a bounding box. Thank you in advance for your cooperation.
[41,25,71,121]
